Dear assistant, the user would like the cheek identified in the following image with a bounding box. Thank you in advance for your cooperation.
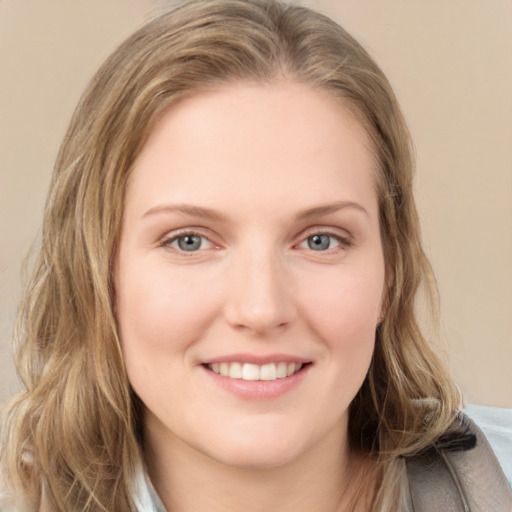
[291,266,384,425]
[116,261,222,355]
[295,264,384,375]
[299,269,384,333]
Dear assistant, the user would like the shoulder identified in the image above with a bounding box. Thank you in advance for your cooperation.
[464,404,512,488]
[406,407,512,511]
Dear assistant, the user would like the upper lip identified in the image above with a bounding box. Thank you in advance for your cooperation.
[201,353,312,365]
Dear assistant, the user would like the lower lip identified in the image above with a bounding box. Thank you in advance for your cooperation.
[201,364,311,400]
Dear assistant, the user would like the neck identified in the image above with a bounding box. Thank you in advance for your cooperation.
[144,418,376,512]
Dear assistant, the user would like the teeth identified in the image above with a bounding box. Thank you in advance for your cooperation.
[220,362,229,376]
[208,361,305,381]
[260,363,277,381]
[242,363,260,380]
[229,362,243,379]
[276,362,287,378]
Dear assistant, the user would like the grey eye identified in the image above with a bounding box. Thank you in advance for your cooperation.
[307,234,332,251]
[177,234,203,251]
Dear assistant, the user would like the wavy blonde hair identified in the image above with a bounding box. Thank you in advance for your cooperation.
[1,0,461,510]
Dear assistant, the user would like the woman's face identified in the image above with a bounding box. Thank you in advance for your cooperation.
[115,82,386,469]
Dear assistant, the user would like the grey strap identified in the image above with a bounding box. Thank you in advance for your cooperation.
[406,415,512,512]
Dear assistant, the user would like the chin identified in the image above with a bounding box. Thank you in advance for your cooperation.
[197,422,319,471]
[206,442,304,471]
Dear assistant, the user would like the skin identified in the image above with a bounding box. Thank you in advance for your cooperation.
[115,81,386,511]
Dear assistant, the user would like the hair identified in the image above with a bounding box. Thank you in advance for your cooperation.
[1,0,462,510]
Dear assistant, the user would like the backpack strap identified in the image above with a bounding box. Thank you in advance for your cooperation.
[406,414,512,511]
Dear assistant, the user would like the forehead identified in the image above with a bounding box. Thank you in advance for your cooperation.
[126,81,378,217]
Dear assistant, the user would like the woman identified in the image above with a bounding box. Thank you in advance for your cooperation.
[1,1,510,510]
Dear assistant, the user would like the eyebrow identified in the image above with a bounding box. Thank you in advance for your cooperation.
[143,204,227,221]
[142,200,368,222]
[294,201,369,221]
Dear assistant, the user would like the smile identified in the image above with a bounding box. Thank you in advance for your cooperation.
[206,362,304,381]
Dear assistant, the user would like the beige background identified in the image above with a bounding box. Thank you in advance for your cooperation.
[1,1,511,407]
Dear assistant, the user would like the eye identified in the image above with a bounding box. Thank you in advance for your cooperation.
[306,233,338,251]
[164,232,214,252]
[297,231,352,252]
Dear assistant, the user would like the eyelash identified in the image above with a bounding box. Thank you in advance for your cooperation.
[159,228,353,255]
[297,230,353,253]
[160,229,215,254]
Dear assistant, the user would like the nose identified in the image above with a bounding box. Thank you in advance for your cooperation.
[223,247,296,336]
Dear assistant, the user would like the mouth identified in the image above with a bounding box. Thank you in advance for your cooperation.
[204,361,310,381]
